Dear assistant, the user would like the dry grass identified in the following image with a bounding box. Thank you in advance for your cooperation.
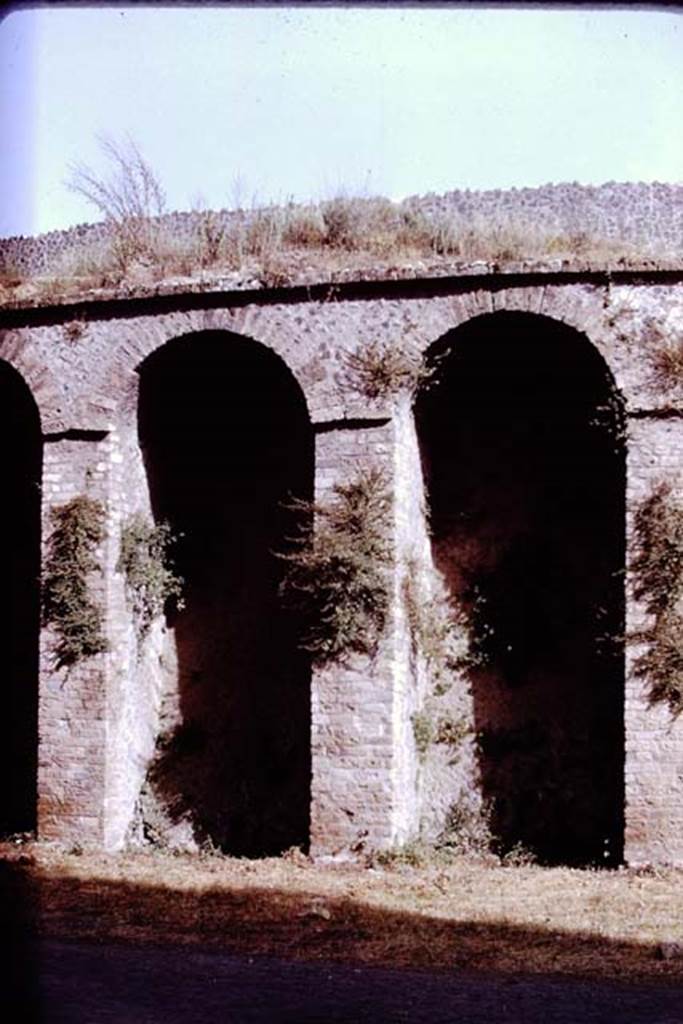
[340,338,431,400]
[3,842,683,983]
[1,192,672,309]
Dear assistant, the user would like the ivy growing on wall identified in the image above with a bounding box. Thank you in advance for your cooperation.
[630,482,683,715]
[402,558,476,769]
[42,495,108,667]
[411,708,470,764]
[118,514,184,640]
[401,559,478,696]
[278,467,392,665]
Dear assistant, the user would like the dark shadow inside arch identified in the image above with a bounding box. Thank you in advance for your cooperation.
[415,312,626,866]
[138,331,313,856]
[0,362,41,837]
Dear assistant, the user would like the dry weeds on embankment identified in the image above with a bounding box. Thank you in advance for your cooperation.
[3,842,683,984]
[1,191,677,310]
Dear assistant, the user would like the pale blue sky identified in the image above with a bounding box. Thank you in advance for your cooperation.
[1,4,682,238]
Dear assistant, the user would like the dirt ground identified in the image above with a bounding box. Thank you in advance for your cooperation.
[3,841,683,987]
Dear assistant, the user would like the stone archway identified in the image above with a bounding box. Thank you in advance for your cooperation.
[0,360,42,837]
[137,330,313,856]
[415,311,626,865]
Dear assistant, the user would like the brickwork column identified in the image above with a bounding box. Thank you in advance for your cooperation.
[309,417,400,856]
[388,397,431,843]
[624,415,683,867]
[37,431,113,846]
[100,419,173,850]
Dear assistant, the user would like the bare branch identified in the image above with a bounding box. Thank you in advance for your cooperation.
[65,135,166,271]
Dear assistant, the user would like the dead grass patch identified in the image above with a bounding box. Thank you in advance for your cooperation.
[3,842,683,983]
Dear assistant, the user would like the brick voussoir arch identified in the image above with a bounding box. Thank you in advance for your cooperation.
[103,307,315,424]
[416,293,623,400]
[534,285,626,395]
[0,334,57,433]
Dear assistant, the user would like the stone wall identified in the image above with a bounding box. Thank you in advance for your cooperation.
[624,418,683,866]
[311,418,399,856]
[37,432,111,844]
[1,267,682,864]
[404,181,683,252]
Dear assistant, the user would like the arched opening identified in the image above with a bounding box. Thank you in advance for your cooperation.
[138,331,313,856]
[415,312,625,866]
[0,362,41,837]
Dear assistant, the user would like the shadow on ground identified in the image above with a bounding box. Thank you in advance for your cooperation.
[4,859,681,984]
[36,937,683,1024]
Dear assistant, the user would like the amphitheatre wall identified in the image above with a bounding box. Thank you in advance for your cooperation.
[0,263,682,866]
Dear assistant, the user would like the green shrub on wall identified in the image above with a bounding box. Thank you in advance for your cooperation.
[42,495,108,667]
[278,467,392,665]
[630,482,683,715]
[118,514,183,639]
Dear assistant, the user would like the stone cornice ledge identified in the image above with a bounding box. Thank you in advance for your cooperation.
[2,265,683,330]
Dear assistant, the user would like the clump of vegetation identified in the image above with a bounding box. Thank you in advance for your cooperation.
[42,496,108,667]
[411,710,434,759]
[118,514,184,639]
[368,840,436,869]
[282,203,327,247]
[630,482,683,714]
[404,559,476,766]
[66,135,166,274]
[587,387,627,456]
[428,211,535,261]
[374,799,496,865]
[500,841,538,867]
[61,319,86,343]
[608,309,683,402]
[279,468,392,665]
[402,561,476,694]
[368,814,534,867]
[341,339,432,400]
[433,712,470,751]
[411,706,470,763]
[0,256,26,291]
[189,206,228,269]
[649,337,683,398]
[436,798,495,858]
[319,194,398,251]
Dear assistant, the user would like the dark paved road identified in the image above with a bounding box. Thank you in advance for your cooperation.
[23,939,683,1023]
